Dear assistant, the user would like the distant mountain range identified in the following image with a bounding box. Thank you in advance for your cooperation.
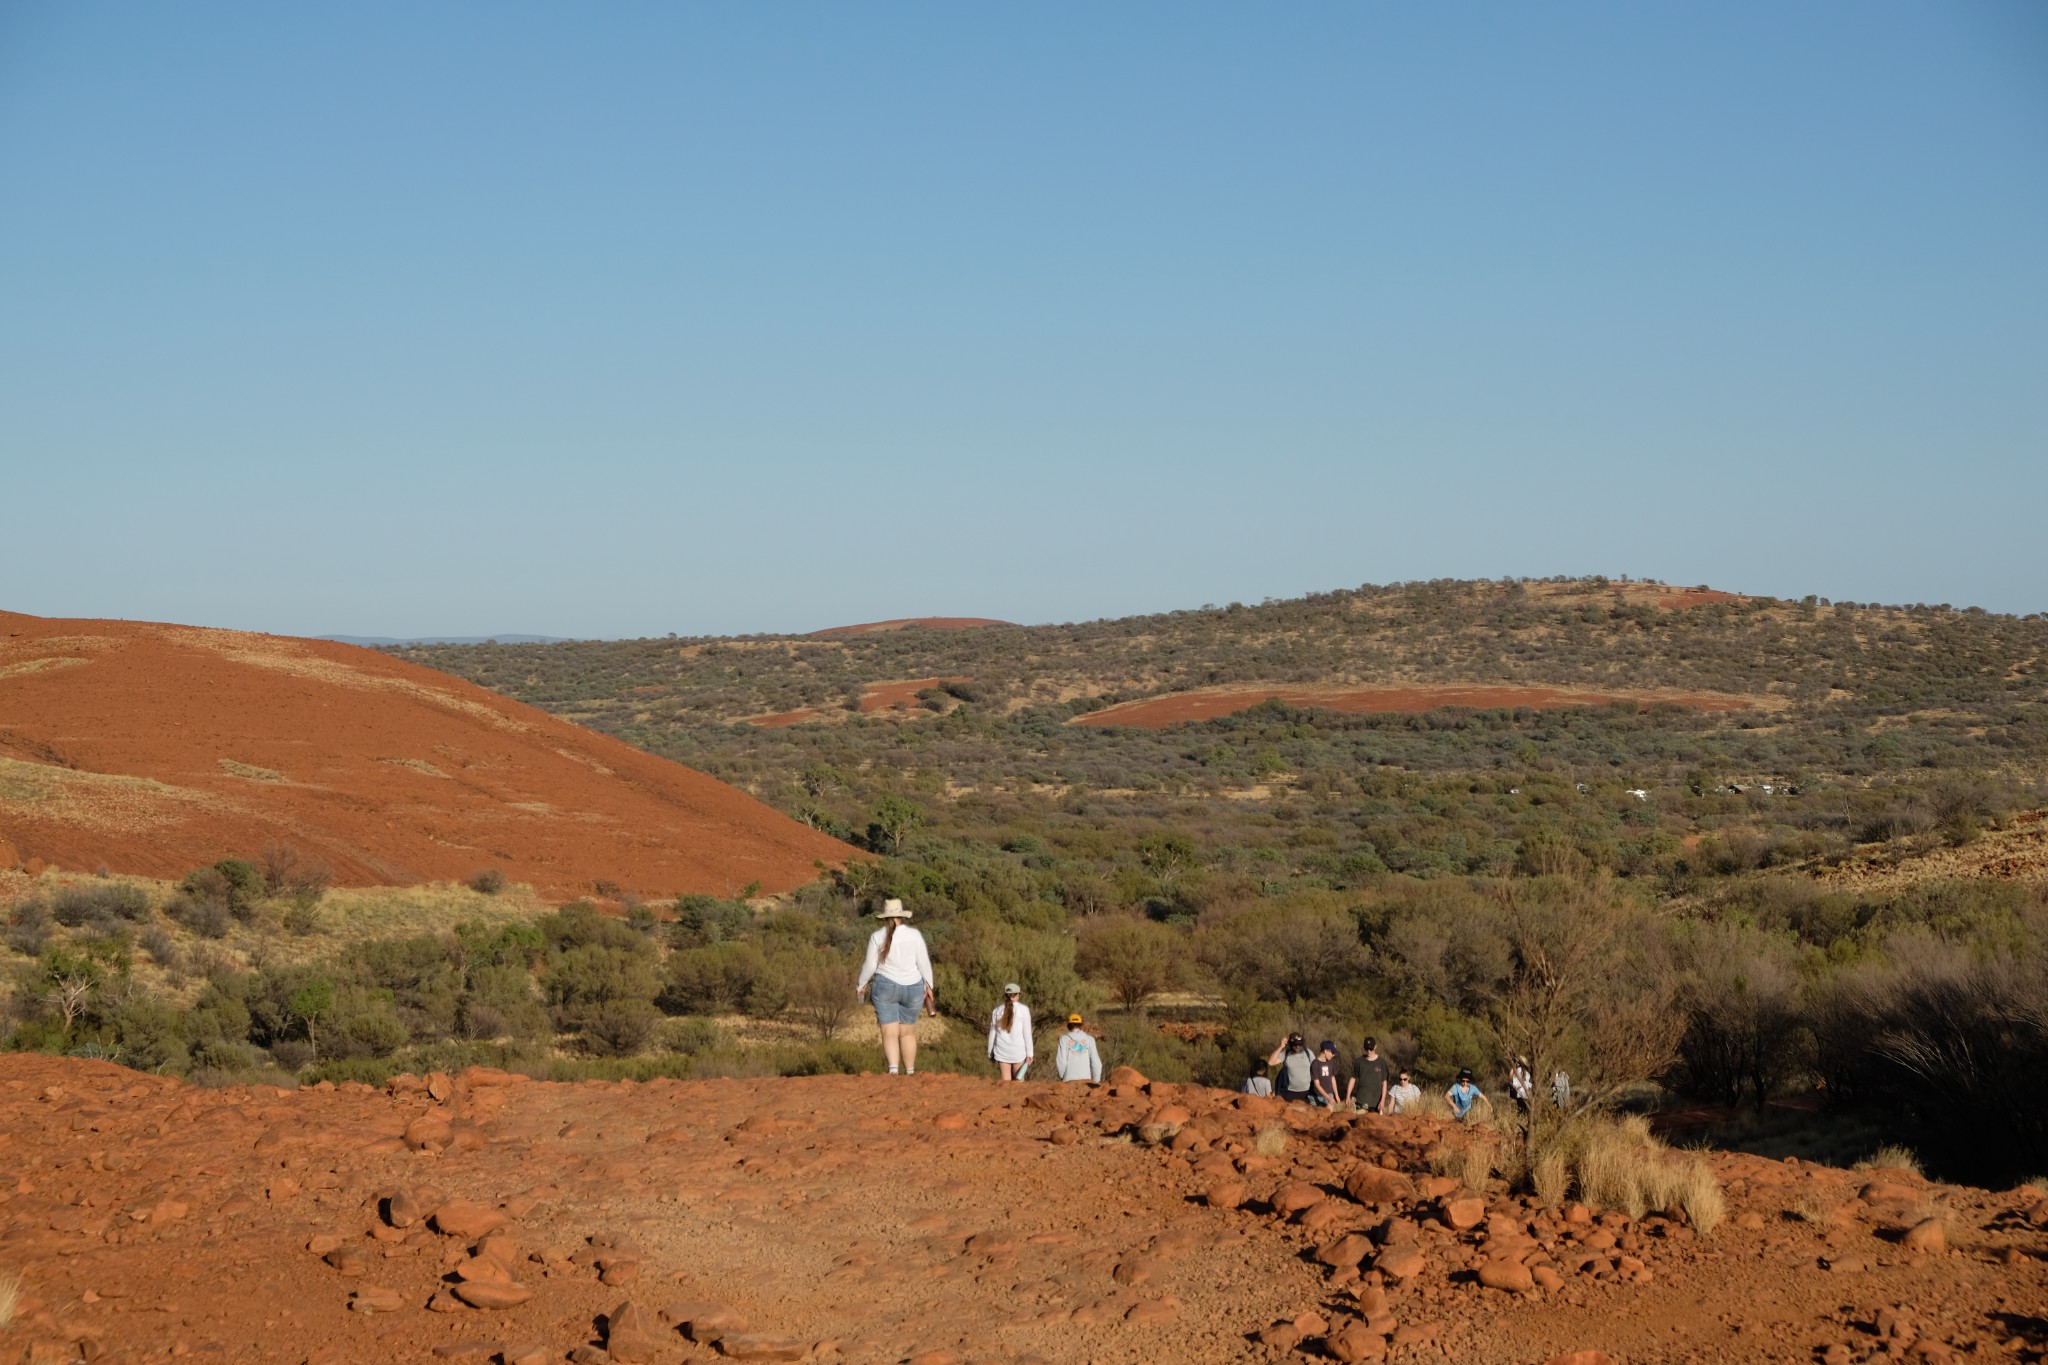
[319,634,571,646]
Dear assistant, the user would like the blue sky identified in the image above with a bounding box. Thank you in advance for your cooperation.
[5,3,2045,637]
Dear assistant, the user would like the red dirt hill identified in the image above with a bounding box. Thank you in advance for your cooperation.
[0,610,853,897]
[809,617,1012,638]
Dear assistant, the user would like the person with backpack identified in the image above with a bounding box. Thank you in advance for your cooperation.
[1054,1013,1102,1083]
[855,899,935,1075]
[1241,1060,1274,1098]
[1446,1067,1485,1120]
[1346,1036,1390,1114]
[987,983,1035,1081]
[1267,1033,1315,1104]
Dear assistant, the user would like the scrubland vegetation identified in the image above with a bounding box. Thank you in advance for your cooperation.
[6,578,2047,1187]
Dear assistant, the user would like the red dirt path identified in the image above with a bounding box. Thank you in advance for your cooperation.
[4,1053,2040,1365]
[0,610,853,897]
[809,617,1012,638]
[1074,684,1759,729]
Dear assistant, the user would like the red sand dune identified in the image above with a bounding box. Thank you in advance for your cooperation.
[747,677,972,728]
[0,610,853,897]
[1074,683,1758,729]
[809,616,1012,638]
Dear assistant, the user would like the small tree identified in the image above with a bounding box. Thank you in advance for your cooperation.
[868,795,923,855]
[288,976,335,1058]
[1076,916,1190,1013]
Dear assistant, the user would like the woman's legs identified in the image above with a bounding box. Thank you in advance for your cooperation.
[880,1022,904,1072]
[997,1061,1018,1082]
[899,1026,918,1074]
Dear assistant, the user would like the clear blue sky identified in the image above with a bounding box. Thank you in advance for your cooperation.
[5,3,2045,637]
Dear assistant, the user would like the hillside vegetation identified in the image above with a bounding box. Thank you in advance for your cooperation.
[7,579,2046,1186]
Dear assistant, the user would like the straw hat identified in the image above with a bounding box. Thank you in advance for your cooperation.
[876,898,912,919]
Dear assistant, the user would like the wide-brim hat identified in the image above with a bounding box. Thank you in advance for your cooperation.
[876,899,912,919]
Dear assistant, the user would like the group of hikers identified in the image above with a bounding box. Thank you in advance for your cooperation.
[854,899,1564,1107]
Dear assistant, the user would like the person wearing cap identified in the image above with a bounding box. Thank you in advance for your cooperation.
[1309,1039,1343,1109]
[1346,1036,1390,1115]
[855,899,935,1075]
[1267,1033,1315,1104]
[1054,1013,1102,1083]
[1446,1067,1485,1121]
[987,983,1035,1081]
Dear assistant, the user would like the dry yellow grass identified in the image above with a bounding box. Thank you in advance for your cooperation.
[1858,1145,1924,1177]
[1531,1150,1570,1209]
[1254,1126,1288,1158]
[0,1270,21,1330]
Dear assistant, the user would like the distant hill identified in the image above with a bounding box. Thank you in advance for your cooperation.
[319,633,571,646]
[809,617,1014,638]
[0,610,852,896]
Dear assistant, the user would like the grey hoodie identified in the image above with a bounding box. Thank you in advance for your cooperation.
[1054,1028,1103,1082]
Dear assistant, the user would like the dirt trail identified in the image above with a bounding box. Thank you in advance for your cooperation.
[0,610,852,897]
[3,1055,2041,1365]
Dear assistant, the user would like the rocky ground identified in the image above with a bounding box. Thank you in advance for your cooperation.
[2,1056,2044,1365]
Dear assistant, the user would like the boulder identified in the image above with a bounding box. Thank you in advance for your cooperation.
[1901,1218,1947,1255]
[1441,1196,1486,1230]
[1315,1234,1374,1270]
[1476,1259,1534,1293]
[1271,1181,1326,1216]
[431,1200,507,1239]
[451,1280,532,1309]
[1345,1166,1415,1207]
[1327,1321,1389,1363]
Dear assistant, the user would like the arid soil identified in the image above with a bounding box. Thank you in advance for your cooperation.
[1812,810,2048,890]
[808,620,1013,639]
[0,612,851,898]
[1653,589,1749,611]
[746,679,972,729]
[1072,685,1761,731]
[4,1056,2042,1365]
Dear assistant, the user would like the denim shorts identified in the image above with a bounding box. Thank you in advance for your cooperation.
[870,976,924,1027]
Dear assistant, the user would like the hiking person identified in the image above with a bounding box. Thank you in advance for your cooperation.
[1241,1060,1274,1098]
[1054,1013,1102,1083]
[1386,1069,1422,1115]
[1346,1036,1390,1114]
[1446,1067,1485,1120]
[987,982,1035,1081]
[1310,1039,1342,1109]
[855,899,935,1075]
[1550,1068,1571,1110]
[1508,1056,1534,1114]
[1268,1033,1315,1104]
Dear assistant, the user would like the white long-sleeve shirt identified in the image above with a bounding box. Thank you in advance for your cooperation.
[987,1002,1034,1065]
[856,924,933,993]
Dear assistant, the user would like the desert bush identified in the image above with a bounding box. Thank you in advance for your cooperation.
[257,843,331,903]
[166,893,232,939]
[137,924,180,970]
[783,950,858,1040]
[579,1000,659,1056]
[544,945,661,1035]
[1075,915,1189,1012]
[1673,920,1806,1107]
[468,867,507,895]
[4,900,52,956]
[50,882,150,926]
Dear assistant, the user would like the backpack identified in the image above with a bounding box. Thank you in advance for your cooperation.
[1280,1049,1313,1092]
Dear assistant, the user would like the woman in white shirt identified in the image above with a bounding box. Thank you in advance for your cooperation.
[854,900,934,1075]
[986,982,1034,1081]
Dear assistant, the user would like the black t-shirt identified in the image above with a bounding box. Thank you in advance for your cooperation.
[1309,1057,1337,1095]
[1353,1055,1389,1107]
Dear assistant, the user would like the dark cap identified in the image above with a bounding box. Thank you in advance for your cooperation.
[1457,1068,1474,1080]
[1318,1040,1338,1054]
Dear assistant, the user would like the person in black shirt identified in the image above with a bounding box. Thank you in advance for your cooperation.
[1347,1036,1390,1114]
[1309,1039,1342,1108]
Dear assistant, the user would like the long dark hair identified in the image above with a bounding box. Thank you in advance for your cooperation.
[881,917,898,959]
[1000,996,1016,1032]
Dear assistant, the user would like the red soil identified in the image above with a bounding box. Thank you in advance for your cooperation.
[1074,684,1758,730]
[0,610,853,898]
[746,677,971,728]
[809,617,1013,638]
[6,1053,2041,1365]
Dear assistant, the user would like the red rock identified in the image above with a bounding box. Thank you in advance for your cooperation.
[932,1112,970,1131]
[1327,1322,1388,1362]
[1315,1234,1373,1269]
[1543,1354,1616,1365]
[1902,1218,1947,1254]
[425,1071,453,1102]
[906,1352,960,1365]
[349,1285,405,1313]
[599,1258,642,1286]
[1477,1258,1534,1293]
[1345,1166,1415,1206]
[1442,1196,1485,1230]
[324,1246,368,1275]
[1204,1179,1247,1209]
[1532,1265,1565,1290]
[662,1301,750,1339]
[1271,1181,1325,1216]
[1107,1066,1149,1087]
[306,1234,343,1256]
[1293,1310,1330,1336]
[604,1300,659,1363]
[1124,1298,1179,1325]
[403,1115,454,1151]
[1259,1323,1303,1350]
[1373,1247,1425,1280]
[499,1347,548,1365]
[453,1257,511,1283]
[1297,1201,1345,1232]
[451,1279,532,1309]
[431,1200,507,1239]
[1418,1175,1461,1200]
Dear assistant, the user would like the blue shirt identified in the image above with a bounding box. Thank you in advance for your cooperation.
[1448,1081,1480,1118]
